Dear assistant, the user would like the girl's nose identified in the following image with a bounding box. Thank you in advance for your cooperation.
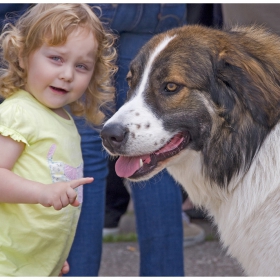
[59,65,74,82]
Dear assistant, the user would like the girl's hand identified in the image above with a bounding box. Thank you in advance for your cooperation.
[38,177,93,210]
[59,260,70,276]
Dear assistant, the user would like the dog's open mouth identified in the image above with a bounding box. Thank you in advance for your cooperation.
[115,132,190,179]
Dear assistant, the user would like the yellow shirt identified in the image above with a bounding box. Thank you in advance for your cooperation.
[0,90,83,276]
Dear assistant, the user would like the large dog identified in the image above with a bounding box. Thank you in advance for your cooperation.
[101,25,280,276]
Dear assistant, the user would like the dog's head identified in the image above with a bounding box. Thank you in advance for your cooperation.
[101,25,280,186]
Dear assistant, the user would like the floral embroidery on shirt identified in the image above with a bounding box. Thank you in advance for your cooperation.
[47,144,83,203]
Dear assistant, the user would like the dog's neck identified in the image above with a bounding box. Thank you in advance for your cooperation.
[169,122,280,215]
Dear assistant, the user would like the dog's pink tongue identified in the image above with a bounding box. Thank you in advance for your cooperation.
[155,133,184,154]
[115,155,149,178]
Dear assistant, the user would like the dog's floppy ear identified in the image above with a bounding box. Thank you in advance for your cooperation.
[214,49,280,128]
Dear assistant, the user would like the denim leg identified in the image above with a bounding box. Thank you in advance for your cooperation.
[131,170,184,276]
[65,119,108,276]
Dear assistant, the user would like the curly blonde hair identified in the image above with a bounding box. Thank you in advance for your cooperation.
[0,3,117,125]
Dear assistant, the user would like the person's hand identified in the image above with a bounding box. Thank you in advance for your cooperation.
[59,260,70,276]
[38,177,93,210]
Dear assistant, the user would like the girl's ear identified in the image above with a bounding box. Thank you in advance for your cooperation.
[18,50,25,69]
[18,57,25,69]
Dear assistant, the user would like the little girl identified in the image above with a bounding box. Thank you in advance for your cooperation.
[0,4,116,276]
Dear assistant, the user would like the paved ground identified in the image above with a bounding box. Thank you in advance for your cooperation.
[99,207,245,277]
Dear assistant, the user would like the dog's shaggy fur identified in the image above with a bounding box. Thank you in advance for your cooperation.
[101,25,280,276]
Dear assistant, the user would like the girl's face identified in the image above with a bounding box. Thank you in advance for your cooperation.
[20,27,98,117]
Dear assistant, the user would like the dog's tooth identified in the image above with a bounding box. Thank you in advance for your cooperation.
[140,158,143,167]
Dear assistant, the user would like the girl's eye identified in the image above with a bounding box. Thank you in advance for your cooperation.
[50,56,61,62]
[76,64,88,70]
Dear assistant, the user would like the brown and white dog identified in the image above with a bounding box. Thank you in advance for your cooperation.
[101,25,280,276]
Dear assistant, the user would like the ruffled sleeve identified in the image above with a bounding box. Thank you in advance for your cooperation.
[0,125,29,146]
[0,101,37,146]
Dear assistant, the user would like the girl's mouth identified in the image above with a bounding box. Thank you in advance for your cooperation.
[50,86,68,94]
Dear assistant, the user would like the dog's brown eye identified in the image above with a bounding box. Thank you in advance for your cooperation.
[165,83,178,92]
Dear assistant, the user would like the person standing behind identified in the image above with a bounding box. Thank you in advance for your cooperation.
[0,3,116,276]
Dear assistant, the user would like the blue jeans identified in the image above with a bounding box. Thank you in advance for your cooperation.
[66,119,108,276]
[131,172,184,276]
[67,4,186,276]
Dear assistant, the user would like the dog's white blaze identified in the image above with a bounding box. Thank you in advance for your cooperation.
[128,34,177,121]
[135,34,176,99]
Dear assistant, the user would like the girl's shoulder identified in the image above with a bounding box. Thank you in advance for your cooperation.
[1,91,31,112]
[0,90,52,145]
[0,89,48,118]
[0,89,76,129]
[2,89,37,106]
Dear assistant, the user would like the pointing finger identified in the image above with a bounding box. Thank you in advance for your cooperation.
[70,177,94,189]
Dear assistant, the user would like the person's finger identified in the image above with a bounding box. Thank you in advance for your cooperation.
[60,193,72,208]
[70,199,80,207]
[65,187,80,207]
[66,188,77,204]
[62,260,70,274]
[70,177,94,189]
[59,260,70,276]
[53,199,63,211]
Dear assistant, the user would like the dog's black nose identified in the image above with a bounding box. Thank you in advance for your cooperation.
[101,122,128,151]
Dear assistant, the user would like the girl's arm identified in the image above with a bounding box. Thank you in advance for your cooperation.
[0,135,93,210]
